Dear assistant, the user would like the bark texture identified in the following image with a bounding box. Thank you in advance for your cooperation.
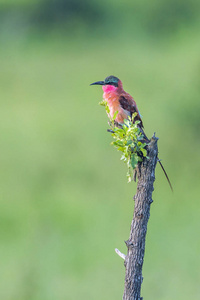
[123,134,158,300]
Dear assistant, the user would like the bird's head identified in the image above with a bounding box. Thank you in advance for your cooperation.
[90,75,122,93]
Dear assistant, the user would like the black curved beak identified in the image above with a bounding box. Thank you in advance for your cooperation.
[90,80,105,86]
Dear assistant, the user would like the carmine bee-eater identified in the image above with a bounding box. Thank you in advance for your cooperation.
[91,75,173,191]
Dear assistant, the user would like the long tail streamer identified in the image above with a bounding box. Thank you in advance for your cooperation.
[158,160,173,192]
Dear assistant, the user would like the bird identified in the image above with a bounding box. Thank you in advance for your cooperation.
[91,75,173,191]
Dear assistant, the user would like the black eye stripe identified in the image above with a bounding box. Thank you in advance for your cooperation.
[105,82,118,87]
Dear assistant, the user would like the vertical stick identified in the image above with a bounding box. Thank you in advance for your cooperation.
[123,134,158,300]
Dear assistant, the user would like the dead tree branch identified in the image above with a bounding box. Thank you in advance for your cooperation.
[122,133,158,300]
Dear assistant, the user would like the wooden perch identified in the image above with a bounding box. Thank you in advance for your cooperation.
[122,133,158,300]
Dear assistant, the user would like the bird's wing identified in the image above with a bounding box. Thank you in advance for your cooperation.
[119,95,144,128]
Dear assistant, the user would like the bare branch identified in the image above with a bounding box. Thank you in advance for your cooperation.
[123,134,158,300]
[115,248,126,260]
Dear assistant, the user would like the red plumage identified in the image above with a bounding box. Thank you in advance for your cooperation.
[91,75,173,191]
[102,79,144,127]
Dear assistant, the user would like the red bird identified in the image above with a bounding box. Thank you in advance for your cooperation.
[91,75,143,127]
[91,75,173,191]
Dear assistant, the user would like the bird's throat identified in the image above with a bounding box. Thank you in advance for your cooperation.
[102,85,118,93]
[102,84,118,105]
[102,85,124,122]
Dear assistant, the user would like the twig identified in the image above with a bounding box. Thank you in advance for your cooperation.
[115,248,126,260]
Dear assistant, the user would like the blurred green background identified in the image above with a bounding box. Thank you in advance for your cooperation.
[0,1,200,299]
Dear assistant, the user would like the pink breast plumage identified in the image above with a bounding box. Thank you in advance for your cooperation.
[103,88,128,123]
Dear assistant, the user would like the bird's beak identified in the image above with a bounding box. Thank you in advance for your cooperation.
[90,80,105,86]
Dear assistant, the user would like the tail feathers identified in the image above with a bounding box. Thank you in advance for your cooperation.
[139,127,173,192]
[139,127,150,143]
[158,160,173,192]
[107,123,173,191]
